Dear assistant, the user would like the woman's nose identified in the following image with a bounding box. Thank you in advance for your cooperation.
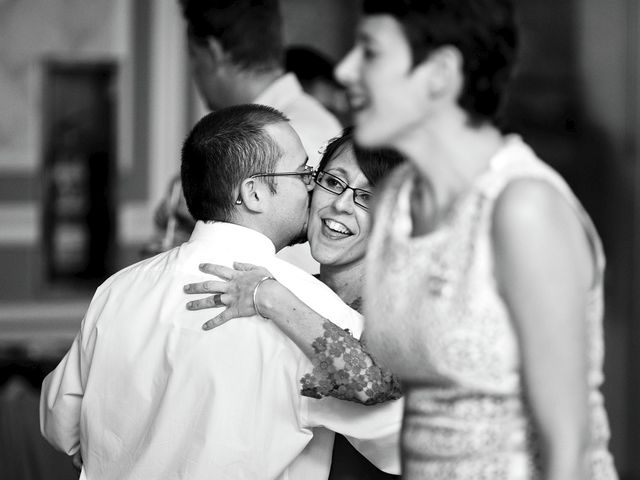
[332,188,355,213]
[335,47,359,88]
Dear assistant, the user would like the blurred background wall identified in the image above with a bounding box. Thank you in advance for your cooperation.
[0,0,639,478]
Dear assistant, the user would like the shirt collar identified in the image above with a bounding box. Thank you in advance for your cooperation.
[254,73,303,111]
[189,221,276,257]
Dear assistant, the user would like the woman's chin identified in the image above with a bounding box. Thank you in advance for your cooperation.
[353,118,392,149]
[309,246,335,268]
[310,238,348,268]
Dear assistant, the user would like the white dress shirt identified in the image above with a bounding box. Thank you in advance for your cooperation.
[256,73,343,275]
[41,222,402,480]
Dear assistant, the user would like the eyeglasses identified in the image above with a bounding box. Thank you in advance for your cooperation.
[235,165,314,205]
[250,165,314,186]
[314,170,373,210]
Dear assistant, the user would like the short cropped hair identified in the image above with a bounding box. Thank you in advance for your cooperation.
[181,104,289,222]
[318,127,405,186]
[363,0,518,126]
[180,0,283,73]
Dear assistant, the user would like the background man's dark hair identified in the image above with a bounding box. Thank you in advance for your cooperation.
[180,0,284,73]
[285,46,338,89]
[181,104,289,222]
[318,126,405,186]
[363,0,518,126]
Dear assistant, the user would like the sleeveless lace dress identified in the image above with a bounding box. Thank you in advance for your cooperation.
[364,135,618,479]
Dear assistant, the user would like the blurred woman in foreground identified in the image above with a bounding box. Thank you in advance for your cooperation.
[333,0,618,479]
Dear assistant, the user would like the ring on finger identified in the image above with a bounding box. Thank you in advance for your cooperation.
[213,293,224,307]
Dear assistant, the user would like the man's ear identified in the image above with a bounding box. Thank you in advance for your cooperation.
[237,178,269,213]
[204,36,227,65]
[414,45,463,102]
[190,36,226,69]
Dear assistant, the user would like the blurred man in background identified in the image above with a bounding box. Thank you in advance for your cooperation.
[147,0,341,275]
[285,45,350,126]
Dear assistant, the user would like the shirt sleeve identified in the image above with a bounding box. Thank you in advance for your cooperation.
[40,293,101,455]
[300,320,403,405]
[302,393,403,474]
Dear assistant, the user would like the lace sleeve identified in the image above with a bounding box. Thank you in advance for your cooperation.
[300,321,403,405]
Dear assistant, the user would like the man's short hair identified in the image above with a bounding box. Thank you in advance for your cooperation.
[180,0,284,73]
[181,104,289,222]
[363,0,518,126]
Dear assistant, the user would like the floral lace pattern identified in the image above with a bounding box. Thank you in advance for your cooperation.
[364,138,619,479]
[300,321,403,405]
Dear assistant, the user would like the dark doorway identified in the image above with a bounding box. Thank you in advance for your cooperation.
[41,61,117,290]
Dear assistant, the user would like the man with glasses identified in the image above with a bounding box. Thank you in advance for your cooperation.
[41,104,400,480]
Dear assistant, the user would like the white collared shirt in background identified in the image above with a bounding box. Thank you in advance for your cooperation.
[40,221,402,480]
[255,72,342,168]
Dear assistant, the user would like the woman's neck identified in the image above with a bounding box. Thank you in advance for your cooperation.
[319,262,364,312]
[395,110,504,212]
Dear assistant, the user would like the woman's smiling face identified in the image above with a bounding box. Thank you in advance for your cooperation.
[335,14,426,150]
[307,144,373,270]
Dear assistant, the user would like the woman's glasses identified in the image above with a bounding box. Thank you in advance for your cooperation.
[314,170,372,210]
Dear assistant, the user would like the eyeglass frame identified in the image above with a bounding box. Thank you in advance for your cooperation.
[313,170,373,211]
[249,164,315,185]
[234,165,314,205]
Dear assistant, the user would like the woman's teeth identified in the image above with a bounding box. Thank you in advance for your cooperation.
[324,219,352,235]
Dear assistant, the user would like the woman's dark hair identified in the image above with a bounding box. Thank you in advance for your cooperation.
[317,127,405,185]
[363,0,518,126]
[285,46,337,87]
